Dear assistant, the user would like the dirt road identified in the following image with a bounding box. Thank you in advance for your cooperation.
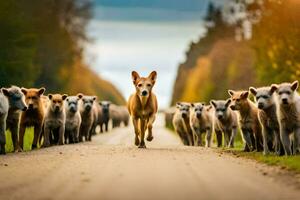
[0,115,300,200]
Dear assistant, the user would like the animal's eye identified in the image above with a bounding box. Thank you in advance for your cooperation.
[32,96,37,100]
[138,84,142,87]
[147,84,151,87]
[278,92,283,95]
[236,99,240,102]
[286,91,291,95]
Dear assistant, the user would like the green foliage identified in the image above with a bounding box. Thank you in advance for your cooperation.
[5,128,35,152]
[0,0,124,103]
[253,0,300,85]
[0,1,39,87]
[226,149,300,173]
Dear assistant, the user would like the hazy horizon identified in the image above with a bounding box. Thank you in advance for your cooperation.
[85,1,211,107]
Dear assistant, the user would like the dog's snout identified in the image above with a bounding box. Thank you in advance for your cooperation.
[22,106,28,111]
[85,105,91,111]
[182,113,187,118]
[28,104,34,109]
[258,103,264,109]
[230,105,235,110]
[142,90,148,96]
[282,98,288,104]
[218,115,223,120]
[196,113,201,119]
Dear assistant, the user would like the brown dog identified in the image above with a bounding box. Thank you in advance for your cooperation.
[127,71,158,148]
[228,90,263,152]
[19,87,45,150]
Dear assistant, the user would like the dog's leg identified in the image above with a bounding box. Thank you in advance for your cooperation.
[32,124,42,149]
[262,126,269,155]
[215,131,222,147]
[132,117,140,146]
[146,115,155,142]
[294,127,300,154]
[280,125,292,155]
[229,128,237,148]
[139,119,146,148]
[205,129,212,147]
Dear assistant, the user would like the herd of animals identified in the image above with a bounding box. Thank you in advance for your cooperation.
[166,80,300,156]
[1,70,300,157]
[0,86,129,155]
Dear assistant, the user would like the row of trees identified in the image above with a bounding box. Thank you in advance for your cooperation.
[0,0,125,104]
[171,0,300,104]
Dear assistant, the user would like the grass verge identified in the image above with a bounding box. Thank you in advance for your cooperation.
[224,141,300,173]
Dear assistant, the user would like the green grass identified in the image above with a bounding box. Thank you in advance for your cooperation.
[224,141,300,173]
[5,127,36,152]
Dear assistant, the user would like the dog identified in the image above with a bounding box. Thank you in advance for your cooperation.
[228,90,263,152]
[127,71,158,148]
[98,101,110,132]
[1,86,27,153]
[249,86,284,155]
[65,96,82,144]
[78,94,97,142]
[210,99,238,148]
[19,87,46,150]
[271,81,300,155]
[43,94,67,147]
[173,102,194,146]
[190,103,213,147]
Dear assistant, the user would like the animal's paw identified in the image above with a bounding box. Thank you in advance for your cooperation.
[42,142,50,148]
[138,144,146,149]
[135,137,140,146]
[138,141,146,148]
[146,135,153,141]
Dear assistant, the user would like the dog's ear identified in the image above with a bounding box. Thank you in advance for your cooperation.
[99,101,102,106]
[249,87,257,96]
[62,94,68,100]
[270,84,278,94]
[1,88,10,97]
[240,91,249,99]
[210,100,217,108]
[148,71,157,84]
[225,99,232,107]
[270,85,277,95]
[93,96,97,101]
[176,102,182,108]
[38,87,45,96]
[191,103,194,107]
[131,71,140,85]
[21,87,27,95]
[77,93,83,99]
[207,105,212,111]
[228,90,234,96]
[291,80,299,91]
[48,94,53,100]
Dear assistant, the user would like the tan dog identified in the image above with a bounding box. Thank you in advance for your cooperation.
[127,71,158,148]
[228,90,263,152]
[19,87,46,150]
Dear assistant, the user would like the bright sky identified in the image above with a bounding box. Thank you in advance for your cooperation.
[85,2,210,108]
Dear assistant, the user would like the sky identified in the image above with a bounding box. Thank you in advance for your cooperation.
[85,0,218,108]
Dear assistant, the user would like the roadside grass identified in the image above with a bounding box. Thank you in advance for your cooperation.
[224,140,300,173]
[5,128,35,152]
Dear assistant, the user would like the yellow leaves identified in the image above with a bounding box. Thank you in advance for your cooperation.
[285,60,292,66]
[181,57,212,102]
[267,50,274,59]
[272,63,278,69]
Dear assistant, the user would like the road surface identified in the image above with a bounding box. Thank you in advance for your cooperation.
[0,114,300,200]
